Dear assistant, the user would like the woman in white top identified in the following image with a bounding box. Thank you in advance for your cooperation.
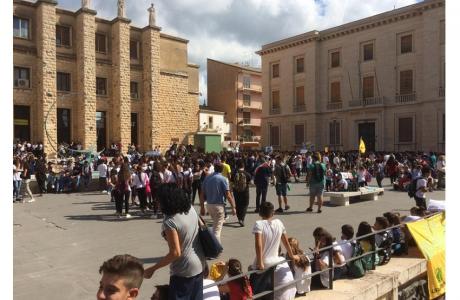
[133,164,149,214]
[252,202,299,300]
[13,158,23,202]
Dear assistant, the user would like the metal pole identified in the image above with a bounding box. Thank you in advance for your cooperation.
[271,266,276,300]
[328,247,334,289]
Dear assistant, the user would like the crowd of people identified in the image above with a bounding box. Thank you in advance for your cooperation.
[13,141,445,299]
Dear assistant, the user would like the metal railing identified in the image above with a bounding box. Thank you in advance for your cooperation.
[349,96,384,107]
[269,108,281,115]
[204,212,441,299]
[395,93,416,103]
[293,104,306,112]
[327,102,342,110]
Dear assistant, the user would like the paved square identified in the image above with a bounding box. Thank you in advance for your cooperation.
[14,181,444,300]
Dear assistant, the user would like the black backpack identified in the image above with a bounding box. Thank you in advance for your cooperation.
[278,165,290,183]
[313,163,325,182]
[377,231,393,265]
[408,177,422,198]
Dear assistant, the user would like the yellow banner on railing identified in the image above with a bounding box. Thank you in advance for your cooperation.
[407,212,446,299]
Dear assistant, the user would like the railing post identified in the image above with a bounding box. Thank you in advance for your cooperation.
[328,247,334,289]
[371,240,376,270]
[271,266,276,300]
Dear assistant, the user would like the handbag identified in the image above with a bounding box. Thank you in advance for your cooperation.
[249,266,275,300]
[198,216,223,259]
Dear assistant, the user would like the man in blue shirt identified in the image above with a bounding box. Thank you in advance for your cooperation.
[200,164,236,243]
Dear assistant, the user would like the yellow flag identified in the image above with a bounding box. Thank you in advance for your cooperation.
[407,213,446,299]
[359,137,366,154]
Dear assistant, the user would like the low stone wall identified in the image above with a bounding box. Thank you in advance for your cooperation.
[299,247,428,300]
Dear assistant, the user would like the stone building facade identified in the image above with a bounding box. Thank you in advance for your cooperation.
[257,0,445,152]
[207,58,262,146]
[13,0,199,153]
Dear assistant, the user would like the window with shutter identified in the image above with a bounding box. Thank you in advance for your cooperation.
[270,126,280,146]
[329,121,341,145]
[398,117,413,143]
[130,40,139,59]
[296,57,304,73]
[296,86,305,106]
[95,33,107,53]
[56,25,71,47]
[363,43,374,61]
[331,51,340,68]
[294,124,304,145]
[330,82,341,102]
[400,35,412,54]
[362,76,374,98]
[57,72,71,92]
[272,63,279,78]
[271,90,280,109]
[399,70,413,95]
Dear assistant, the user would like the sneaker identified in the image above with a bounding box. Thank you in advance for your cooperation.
[317,209,322,213]
[125,214,132,219]
[285,205,290,211]
[275,207,283,213]
[101,190,106,194]
[306,207,313,212]
[238,220,245,227]
[27,198,36,203]
[150,214,157,219]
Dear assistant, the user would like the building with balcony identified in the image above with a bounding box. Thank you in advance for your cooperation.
[257,0,445,152]
[207,58,262,148]
[13,0,199,153]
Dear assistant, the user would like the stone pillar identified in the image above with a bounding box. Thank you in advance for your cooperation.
[142,25,161,150]
[111,18,131,153]
[76,7,97,149]
[36,0,57,154]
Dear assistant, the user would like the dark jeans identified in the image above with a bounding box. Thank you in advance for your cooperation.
[376,175,384,188]
[233,190,249,221]
[137,187,147,210]
[414,196,427,210]
[36,174,47,194]
[358,181,367,187]
[98,177,107,192]
[255,185,268,210]
[390,175,397,185]
[169,272,203,300]
[115,190,130,214]
[191,180,201,205]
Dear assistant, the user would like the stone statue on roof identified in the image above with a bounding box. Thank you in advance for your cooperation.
[117,0,125,18]
[148,3,156,26]
[82,0,90,9]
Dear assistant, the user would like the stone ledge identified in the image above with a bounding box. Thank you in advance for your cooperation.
[299,256,427,300]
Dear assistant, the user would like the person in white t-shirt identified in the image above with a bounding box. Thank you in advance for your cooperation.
[252,202,299,300]
[97,160,108,193]
[202,264,221,300]
[335,173,348,191]
[414,167,431,210]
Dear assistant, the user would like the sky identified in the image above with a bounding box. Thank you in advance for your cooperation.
[53,0,422,104]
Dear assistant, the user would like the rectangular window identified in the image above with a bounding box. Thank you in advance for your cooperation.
[329,121,341,145]
[57,108,71,144]
[96,111,107,151]
[13,66,30,88]
[398,117,413,143]
[440,20,445,45]
[330,81,341,102]
[57,72,71,92]
[270,125,280,146]
[400,34,412,54]
[295,86,305,106]
[13,16,29,39]
[208,116,213,129]
[294,124,304,145]
[243,112,251,124]
[95,33,107,53]
[399,70,413,95]
[56,25,71,47]
[96,77,107,95]
[243,94,251,106]
[130,81,139,99]
[272,63,279,78]
[331,51,340,68]
[243,76,251,88]
[362,76,374,99]
[296,57,304,73]
[130,40,139,59]
[271,90,280,109]
[363,43,374,61]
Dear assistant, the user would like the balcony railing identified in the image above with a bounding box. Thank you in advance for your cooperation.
[349,96,384,107]
[439,87,445,98]
[327,102,342,110]
[243,100,251,107]
[241,135,261,142]
[241,86,262,93]
[269,107,281,115]
[395,93,416,103]
[293,104,306,112]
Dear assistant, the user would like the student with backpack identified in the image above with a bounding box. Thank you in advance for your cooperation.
[373,217,393,265]
[232,159,251,227]
[273,156,292,213]
[407,166,431,210]
[306,152,326,213]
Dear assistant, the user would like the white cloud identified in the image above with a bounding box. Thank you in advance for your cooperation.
[56,0,421,104]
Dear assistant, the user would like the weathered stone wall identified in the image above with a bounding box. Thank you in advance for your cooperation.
[111,19,131,152]
[76,8,97,149]
[36,0,57,154]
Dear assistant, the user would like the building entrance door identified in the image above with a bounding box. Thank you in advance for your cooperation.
[131,113,138,147]
[14,105,30,142]
[57,108,71,144]
[358,122,376,152]
[96,111,106,151]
